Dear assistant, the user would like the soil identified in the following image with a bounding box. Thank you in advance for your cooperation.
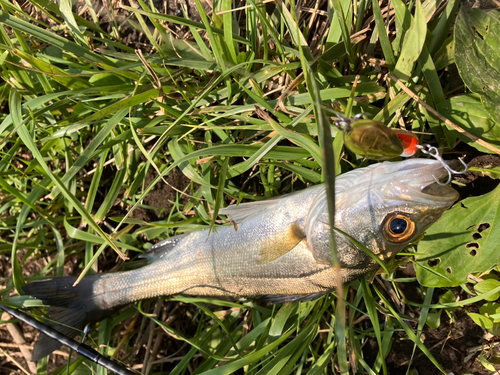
[129,166,193,222]
[455,154,500,198]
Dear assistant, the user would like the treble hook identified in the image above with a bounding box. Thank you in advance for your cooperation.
[416,144,468,185]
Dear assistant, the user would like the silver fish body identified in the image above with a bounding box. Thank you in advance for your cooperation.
[24,159,458,360]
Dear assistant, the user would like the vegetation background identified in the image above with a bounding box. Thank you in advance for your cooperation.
[1,0,500,374]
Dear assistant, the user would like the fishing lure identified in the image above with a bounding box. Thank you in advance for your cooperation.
[335,114,420,160]
[334,114,468,183]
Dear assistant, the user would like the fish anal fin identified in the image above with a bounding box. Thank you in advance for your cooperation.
[260,292,327,304]
[258,222,304,264]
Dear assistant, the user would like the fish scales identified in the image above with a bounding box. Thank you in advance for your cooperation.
[23,159,459,360]
[93,185,334,309]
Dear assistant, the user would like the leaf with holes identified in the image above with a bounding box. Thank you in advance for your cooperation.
[415,184,500,287]
[454,7,500,124]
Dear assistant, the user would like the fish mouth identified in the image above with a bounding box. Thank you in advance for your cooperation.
[420,182,459,202]
[403,160,460,204]
[386,159,460,205]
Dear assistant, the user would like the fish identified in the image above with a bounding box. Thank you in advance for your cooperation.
[23,158,459,360]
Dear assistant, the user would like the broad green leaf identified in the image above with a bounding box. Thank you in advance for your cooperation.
[427,0,459,54]
[221,0,238,65]
[328,0,354,70]
[480,302,500,323]
[467,312,493,330]
[418,44,445,104]
[455,7,500,124]
[391,0,412,54]
[475,279,500,301]
[426,311,441,329]
[480,353,497,372]
[269,303,297,343]
[440,289,457,307]
[416,184,500,287]
[437,94,500,153]
[433,35,455,70]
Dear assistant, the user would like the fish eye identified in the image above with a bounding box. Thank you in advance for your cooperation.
[383,213,416,243]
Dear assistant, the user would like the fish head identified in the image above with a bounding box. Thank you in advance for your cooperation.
[306,159,459,270]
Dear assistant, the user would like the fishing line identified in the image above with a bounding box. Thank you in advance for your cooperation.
[0,304,136,375]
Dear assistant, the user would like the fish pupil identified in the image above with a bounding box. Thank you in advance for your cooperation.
[390,218,407,234]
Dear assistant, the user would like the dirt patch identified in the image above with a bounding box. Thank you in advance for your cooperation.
[22,0,213,50]
[141,167,193,221]
[455,153,500,199]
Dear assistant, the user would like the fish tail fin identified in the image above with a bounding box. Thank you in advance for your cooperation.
[23,274,115,361]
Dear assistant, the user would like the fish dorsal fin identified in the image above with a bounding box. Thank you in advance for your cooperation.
[219,198,282,224]
[219,174,360,225]
[140,233,187,263]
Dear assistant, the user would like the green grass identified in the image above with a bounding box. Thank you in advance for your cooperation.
[1,0,500,374]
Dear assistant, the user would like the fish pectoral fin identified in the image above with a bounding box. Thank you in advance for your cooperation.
[258,222,304,264]
[219,198,282,223]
